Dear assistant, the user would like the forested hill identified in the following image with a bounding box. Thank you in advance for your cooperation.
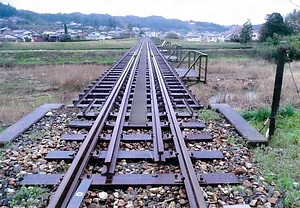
[0,2,229,33]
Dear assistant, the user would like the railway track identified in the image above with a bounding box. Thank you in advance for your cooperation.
[0,38,273,208]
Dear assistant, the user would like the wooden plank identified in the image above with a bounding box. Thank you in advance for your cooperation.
[0,103,63,146]
[210,104,268,143]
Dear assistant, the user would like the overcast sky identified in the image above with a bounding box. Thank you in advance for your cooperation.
[1,0,299,25]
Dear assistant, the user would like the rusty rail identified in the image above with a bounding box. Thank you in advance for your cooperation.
[48,41,143,208]
[150,41,207,207]
[103,41,144,175]
[147,41,165,161]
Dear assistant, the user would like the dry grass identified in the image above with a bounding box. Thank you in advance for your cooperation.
[29,65,105,91]
[191,59,300,110]
[0,65,106,127]
[2,58,300,127]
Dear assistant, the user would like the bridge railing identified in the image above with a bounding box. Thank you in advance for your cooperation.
[166,44,182,62]
[160,40,172,53]
[176,50,208,83]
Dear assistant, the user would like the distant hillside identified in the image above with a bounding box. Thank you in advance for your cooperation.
[0,2,247,33]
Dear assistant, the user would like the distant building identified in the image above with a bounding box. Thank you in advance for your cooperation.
[0,27,12,35]
[0,33,21,42]
[86,32,105,40]
[186,33,202,41]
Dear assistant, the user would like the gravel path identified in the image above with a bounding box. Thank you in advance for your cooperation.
[0,106,284,208]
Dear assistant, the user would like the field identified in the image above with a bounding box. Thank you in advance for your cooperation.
[0,38,138,50]
[0,38,299,206]
[190,58,300,109]
[153,38,245,50]
[0,38,136,127]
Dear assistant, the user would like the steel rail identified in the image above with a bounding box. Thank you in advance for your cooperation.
[153,46,201,108]
[182,98,194,115]
[103,41,144,175]
[48,42,142,208]
[73,43,140,107]
[146,41,164,161]
[149,42,207,208]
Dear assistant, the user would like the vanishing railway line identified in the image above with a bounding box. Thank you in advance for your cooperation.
[0,37,270,208]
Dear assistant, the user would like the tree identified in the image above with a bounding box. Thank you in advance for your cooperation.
[239,20,254,47]
[166,32,180,39]
[24,37,32,42]
[108,18,116,30]
[127,23,133,31]
[61,24,71,42]
[0,3,17,18]
[64,24,68,35]
[285,9,300,32]
[260,12,293,42]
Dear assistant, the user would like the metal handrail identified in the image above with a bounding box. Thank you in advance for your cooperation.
[167,44,182,62]
[176,50,208,83]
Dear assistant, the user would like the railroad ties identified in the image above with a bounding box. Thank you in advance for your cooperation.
[22,38,242,208]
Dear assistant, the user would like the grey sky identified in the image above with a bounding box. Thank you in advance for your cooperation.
[1,0,298,25]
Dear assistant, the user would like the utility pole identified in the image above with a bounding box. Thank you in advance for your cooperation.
[269,48,287,139]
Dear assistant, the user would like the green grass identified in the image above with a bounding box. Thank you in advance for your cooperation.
[242,105,300,207]
[0,50,125,67]
[241,104,296,122]
[10,186,50,207]
[1,38,139,50]
[160,39,245,50]
[198,109,221,121]
[0,38,138,67]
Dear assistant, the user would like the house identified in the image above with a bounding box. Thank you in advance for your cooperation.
[32,34,43,42]
[86,32,105,40]
[0,27,12,35]
[0,33,21,42]
[70,21,78,26]
[186,33,203,41]
[48,34,61,42]
[204,34,225,42]
[132,27,140,35]
[69,30,83,39]
[13,30,34,37]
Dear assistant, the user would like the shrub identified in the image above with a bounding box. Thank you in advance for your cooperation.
[241,104,296,122]
[251,43,278,62]
[241,106,270,121]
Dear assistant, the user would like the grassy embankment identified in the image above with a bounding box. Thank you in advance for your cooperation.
[0,38,138,67]
[0,38,138,127]
[187,41,300,207]
[242,106,300,207]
